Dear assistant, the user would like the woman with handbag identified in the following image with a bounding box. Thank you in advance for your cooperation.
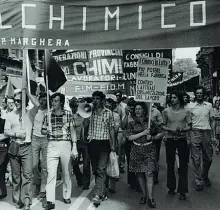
[127,102,159,208]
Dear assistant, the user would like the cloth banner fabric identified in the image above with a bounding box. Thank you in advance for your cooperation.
[53,49,172,96]
[0,0,220,49]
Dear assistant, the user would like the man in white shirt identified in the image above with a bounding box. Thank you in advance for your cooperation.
[190,86,217,192]
[4,89,38,210]
[115,90,127,173]
[1,97,15,119]
[213,92,220,105]
[32,93,48,198]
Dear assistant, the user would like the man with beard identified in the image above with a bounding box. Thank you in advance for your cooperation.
[190,86,217,191]
[32,93,48,198]
[85,91,115,206]
[4,90,39,210]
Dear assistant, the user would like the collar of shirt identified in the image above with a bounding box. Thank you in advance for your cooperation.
[51,109,66,116]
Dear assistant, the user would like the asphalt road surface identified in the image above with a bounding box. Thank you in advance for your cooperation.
[1,143,220,210]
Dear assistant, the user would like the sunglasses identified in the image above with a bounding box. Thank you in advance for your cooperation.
[14,99,22,103]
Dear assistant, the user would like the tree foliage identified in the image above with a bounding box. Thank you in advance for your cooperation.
[173,58,200,80]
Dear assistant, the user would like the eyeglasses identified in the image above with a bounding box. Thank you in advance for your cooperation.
[14,99,22,103]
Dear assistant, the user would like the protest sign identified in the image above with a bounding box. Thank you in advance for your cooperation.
[136,56,170,103]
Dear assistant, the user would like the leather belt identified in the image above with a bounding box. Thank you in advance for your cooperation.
[133,141,152,146]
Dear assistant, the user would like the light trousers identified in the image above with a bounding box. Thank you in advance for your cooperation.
[46,141,72,203]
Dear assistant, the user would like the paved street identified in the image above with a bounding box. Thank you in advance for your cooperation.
[1,143,220,210]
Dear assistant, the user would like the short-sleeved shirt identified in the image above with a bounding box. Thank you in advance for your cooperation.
[33,109,47,137]
[72,113,84,141]
[162,107,191,138]
[88,107,114,141]
[4,107,38,144]
[42,109,72,141]
[190,102,214,130]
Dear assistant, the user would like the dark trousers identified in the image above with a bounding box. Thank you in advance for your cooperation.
[124,141,138,188]
[0,146,9,198]
[88,140,110,197]
[165,139,188,193]
[10,144,33,204]
[73,141,91,188]
[154,139,162,180]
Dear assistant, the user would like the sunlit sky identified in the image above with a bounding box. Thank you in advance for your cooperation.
[174,47,200,62]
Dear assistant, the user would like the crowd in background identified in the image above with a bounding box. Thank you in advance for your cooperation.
[0,86,219,210]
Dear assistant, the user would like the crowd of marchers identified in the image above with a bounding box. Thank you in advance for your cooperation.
[0,86,218,210]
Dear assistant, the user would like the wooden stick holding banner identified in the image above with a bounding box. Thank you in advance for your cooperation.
[22,49,27,130]
[44,50,52,130]
[26,51,31,94]
[148,102,152,129]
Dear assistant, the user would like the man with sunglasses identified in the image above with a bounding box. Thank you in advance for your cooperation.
[4,89,39,210]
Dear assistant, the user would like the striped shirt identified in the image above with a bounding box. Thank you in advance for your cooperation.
[88,107,114,141]
[42,109,72,141]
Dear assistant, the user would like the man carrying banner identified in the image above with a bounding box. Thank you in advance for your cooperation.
[41,93,78,210]
[4,89,39,210]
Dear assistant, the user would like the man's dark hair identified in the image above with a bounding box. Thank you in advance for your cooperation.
[84,97,93,104]
[194,86,206,99]
[92,91,105,101]
[170,91,185,107]
[69,97,78,110]
[183,92,190,103]
[127,99,136,107]
[51,92,65,109]
[114,90,122,97]
[39,92,47,100]
[14,91,29,107]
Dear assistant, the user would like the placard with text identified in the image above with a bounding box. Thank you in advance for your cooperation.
[136,56,170,103]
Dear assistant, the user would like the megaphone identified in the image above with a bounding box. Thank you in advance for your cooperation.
[77,103,93,118]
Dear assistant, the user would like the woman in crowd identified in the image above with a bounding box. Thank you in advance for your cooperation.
[213,100,220,154]
[162,91,191,200]
[127,102,159,208]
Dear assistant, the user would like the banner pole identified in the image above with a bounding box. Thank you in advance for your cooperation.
[45,50,52,130]
[22,49,27,129]
[148,102,152,129]
[26,51,31,94]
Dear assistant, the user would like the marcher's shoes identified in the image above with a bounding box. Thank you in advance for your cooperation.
[148,198,156,208]
[0,194,7,199]
[15,202,24,209]
[92,195,101,205]
[139,196,147,204]
[40,192,46,198]
[196,185,204,191]
[83,186,89,190]
[179,193,186,200]
[23,204,31,210]
[204,178,211,187]
[63,198,71,204]
[168,189,176,195]
[44,201,55,210]
[108,189,116,194]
